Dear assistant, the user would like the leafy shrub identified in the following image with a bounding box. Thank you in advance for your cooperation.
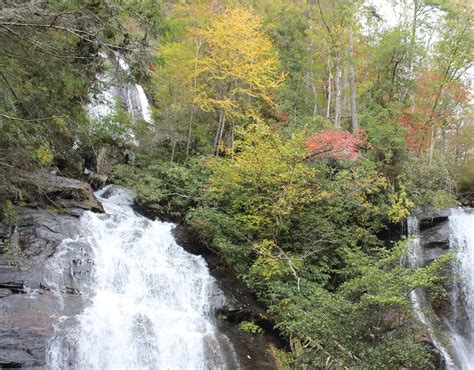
[112,155,209,219]
[239,320,264,334]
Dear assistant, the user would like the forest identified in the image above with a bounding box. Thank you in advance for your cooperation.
[0,0,473,368]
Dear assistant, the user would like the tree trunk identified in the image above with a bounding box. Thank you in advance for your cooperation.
[349,26,358,132]
[170,141,177,163]
[308,69,318,116]
[213,110,224,155]
[428,125,436,166]
[186,39,201,160]
[412,0,418,45]
[341,66,347,120]
[218,113,226,146]
[213,109,226,156]
[440,126,447,154]
[410,0,418,69]
[334,51,342,129]
[326,59,333,119]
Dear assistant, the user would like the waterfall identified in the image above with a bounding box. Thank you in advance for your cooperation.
[88,52,153,124]
[448,208,474,369]
[46,52,239,369]
[46,186,239,369]
[406,216,455,368]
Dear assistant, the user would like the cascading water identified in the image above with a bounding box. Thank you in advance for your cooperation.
[406,216,455,368]
[88,52,153,124]
[448,208,474,369]
[46,186,239,369]
[46,52,239,369]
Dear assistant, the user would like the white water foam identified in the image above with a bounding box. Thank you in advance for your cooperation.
[46,185,238,369]
[406,216,455,368]
[88,53,153,124]
[449,208,474,369]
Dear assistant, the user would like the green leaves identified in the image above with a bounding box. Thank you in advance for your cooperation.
[207,124,321,238]
[112,156,209,219]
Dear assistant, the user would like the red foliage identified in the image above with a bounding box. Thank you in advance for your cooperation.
[399,70,470,153]
[305,129,371,161]
[399,106,431,153]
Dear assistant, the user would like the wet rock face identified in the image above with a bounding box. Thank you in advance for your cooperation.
[96,144,122,176]
[416,208,450,231]
[414,209,452,266]
[0,173,101,368]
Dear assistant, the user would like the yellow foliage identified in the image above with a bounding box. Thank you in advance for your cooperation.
[195,6,285,121]
[208,124,323,237]
[388,183,415,223]
[35,145,54,167]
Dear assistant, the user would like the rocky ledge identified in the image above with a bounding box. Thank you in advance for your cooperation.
[414,208,452,266]
[0,171,102,368]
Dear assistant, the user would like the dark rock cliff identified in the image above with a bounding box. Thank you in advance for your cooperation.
[0,172,102,368]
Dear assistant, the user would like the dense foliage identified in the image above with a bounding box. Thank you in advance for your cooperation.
[0,0,162,203]
[114,1,472,368]
[2,0,473,368]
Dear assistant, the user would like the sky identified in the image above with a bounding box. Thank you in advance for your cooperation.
[369,0,401,28]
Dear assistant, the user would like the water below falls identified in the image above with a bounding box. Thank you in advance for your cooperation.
[449,209,474,369]
[407,216,455,368]
[46,186,239,369]
[408,208,474,369]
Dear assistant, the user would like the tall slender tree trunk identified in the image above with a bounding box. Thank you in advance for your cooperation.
[170,141,177,163]
[440,126,447,154]
[213,109,226,155]
[213,110,223,155]
[349,26,358,132]
[428,125,436,166]
[305,1,318,116]
[230,121,235,157]
[454,119,463,164]
[308,69,318,116]
[412,0,418,45]
[334,51,342,129]
[326,59,333,119]
[186,40,201,160]
[218,113,226,143]
[410,0,418,69]
[341,67,347,119]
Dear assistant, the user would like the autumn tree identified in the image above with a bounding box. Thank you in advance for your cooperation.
[195,6,285,154]
[305,129,370,161]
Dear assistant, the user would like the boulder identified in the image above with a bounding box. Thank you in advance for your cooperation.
[10,170,103,212]
[89,173,108,190]
[96,144,122,175]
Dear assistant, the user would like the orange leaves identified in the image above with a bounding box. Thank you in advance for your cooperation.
[399,70,470,153]
[305,129,370,161]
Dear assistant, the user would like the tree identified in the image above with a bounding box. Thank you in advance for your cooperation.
[207,124,321,239]
[151,41,195,161]
[305,129,370,160]
[195,6,285,154]
[0,0,163,169]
